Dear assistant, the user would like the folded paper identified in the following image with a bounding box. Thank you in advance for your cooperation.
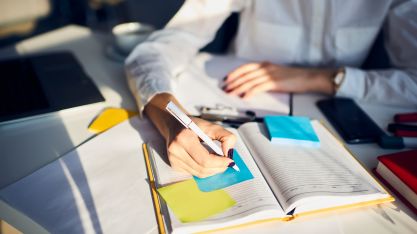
[88,108,137,133]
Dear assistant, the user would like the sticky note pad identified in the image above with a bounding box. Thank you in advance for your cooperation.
[88,108,137,134]
[157,179,236,223]
[193,149,254,192]
[264,116,320,147]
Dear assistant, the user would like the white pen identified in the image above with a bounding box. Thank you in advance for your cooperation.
[166,101,240,172]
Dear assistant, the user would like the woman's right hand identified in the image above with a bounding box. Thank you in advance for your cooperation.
[144,93,236,178]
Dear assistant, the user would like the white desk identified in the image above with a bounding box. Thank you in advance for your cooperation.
[0,26,137,189]
[0,26,416,233]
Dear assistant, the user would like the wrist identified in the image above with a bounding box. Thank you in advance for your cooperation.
[309,68,338,94]
[144,93,185,139]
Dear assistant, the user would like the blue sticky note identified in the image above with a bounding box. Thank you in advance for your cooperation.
[264,116,320,147]
[193,150,254,192]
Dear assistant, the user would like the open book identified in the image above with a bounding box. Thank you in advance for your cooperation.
[145,120,393,234]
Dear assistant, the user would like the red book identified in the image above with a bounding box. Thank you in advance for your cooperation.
[374,150,417,214]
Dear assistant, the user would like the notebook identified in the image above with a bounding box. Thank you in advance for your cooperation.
[374,150,417,214]
[144,120,394,234]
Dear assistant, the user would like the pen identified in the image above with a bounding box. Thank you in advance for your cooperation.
[166,101,240,171]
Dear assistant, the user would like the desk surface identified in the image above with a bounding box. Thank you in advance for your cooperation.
[0,26,137,189]
[0,25,416,233]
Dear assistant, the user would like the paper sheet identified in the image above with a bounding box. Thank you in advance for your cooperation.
[173,53,290,117]
[264,116,320,147]
[88,107,137,133]
[157,179,236,223]
[0,118,160,233]
[193,149,254,192]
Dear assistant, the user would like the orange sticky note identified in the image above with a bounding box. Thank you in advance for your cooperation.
[88,108,137,134]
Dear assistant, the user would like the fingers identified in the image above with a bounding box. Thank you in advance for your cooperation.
[226,62,264,83]
[220,134,237,157]
[186,136,232,168]
[227,76,270,96]
[167,128,232,178]
[203,124,237,156]
[169,148,228,178]
[224,62,278,97]
[242,82,276,99]
[224,68,268,91]
[168,145,227,178]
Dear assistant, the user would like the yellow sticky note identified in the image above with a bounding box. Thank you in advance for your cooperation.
[157,179,236,223]
[88,108,137,134]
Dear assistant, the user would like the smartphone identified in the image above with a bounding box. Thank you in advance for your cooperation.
[316,98,384,144]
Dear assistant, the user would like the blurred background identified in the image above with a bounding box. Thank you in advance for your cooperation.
[0,0,388,67]
[0,0,239,53]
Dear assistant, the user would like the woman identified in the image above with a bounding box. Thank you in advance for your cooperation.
[125,0,417,178]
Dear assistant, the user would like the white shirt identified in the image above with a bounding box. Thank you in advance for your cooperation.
[125,0,417,114]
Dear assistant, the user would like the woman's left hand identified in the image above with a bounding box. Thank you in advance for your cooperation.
[222,62,337,98]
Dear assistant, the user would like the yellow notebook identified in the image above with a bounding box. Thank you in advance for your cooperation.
[143,120,393,234]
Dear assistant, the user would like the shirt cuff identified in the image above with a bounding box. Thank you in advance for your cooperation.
[335,67,367,100]
[126,72,173,117]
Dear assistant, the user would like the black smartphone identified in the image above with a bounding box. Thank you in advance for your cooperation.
[316,98,384,144]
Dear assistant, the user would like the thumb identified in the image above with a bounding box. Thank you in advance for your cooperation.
[221,135,236,159]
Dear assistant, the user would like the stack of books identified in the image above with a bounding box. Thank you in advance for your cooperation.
[374,150,417,214]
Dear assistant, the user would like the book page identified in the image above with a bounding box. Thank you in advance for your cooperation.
[148,130,285,233]
[238,121,388,214]
[173,53,290,117]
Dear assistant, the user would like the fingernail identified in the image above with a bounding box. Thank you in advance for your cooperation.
[223,76,227,81]
[228,162,236,168]
[227,149,234,159]
[221,85,227,90]
[239,93,245,98]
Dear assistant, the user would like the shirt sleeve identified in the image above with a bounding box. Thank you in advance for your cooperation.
[125,0,246,115]
[336,0,417,107]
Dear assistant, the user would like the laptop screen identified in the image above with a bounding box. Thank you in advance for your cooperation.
[0,58,50,117]
[0,52,105,123]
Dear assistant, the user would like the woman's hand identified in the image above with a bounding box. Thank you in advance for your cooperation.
[166,117,235,178]
[144,93,235,178]
[223,62,337,98]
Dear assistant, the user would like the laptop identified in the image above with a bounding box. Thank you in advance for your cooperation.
[0,51,105,124]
